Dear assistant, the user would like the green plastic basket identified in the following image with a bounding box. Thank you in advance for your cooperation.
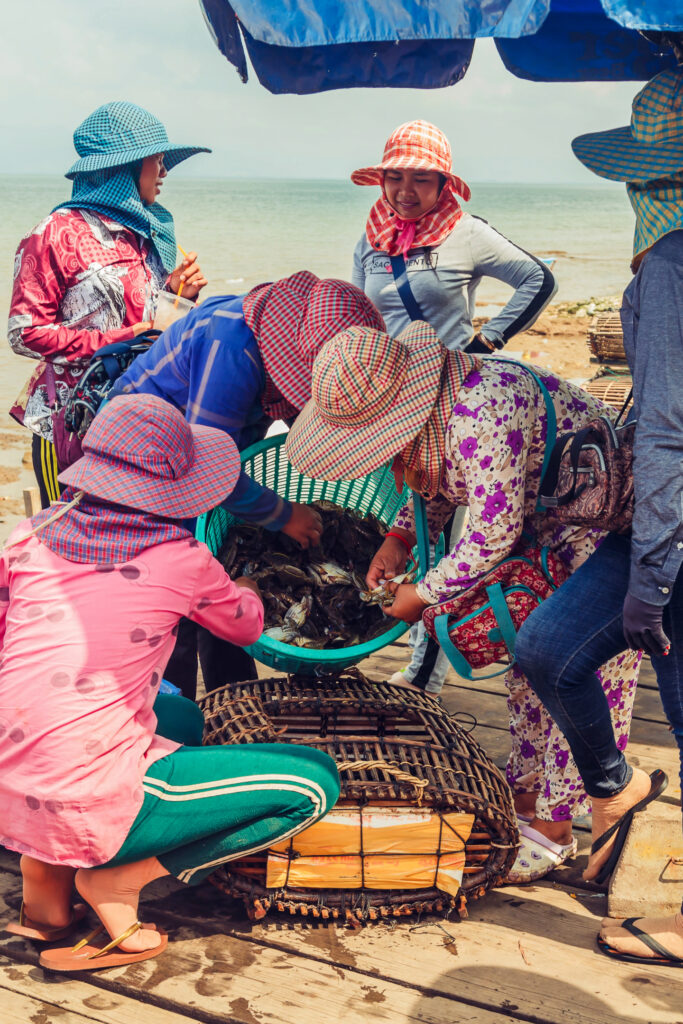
[196,434,417,675]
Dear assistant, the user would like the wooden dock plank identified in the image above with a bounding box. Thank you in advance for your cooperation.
[4,860,682,1024]
[0,873,514,1024]
[7,861,679,1024]
[0,958,196,1024]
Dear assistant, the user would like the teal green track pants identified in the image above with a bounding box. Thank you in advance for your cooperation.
[104,695,340,885]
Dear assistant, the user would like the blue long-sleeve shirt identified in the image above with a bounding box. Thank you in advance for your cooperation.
[621,230,683,604]
[111,294,291,530]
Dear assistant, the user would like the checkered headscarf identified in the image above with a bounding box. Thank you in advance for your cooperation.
[352,121,470,257]
[56,166,178,271]
[31,486,189,564]
[400,351,482,500]
[243,271,385,410]
[628,173,683,262]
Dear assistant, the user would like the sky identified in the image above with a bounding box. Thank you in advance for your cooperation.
[2,0,644,184]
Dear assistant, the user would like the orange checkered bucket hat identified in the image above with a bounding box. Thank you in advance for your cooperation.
[285,322,445,481]
[351,120,470,201]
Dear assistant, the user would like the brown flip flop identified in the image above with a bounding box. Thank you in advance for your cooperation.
[5,901,89,942]
[39,921,168,972]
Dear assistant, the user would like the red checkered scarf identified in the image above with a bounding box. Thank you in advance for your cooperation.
[243,271,385,411]
[400,351,482,500]
[261,376,298,421]
[29,487,190,563]
[366,184,463,258]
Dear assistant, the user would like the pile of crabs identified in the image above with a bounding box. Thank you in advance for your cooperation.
[219,500,413,648]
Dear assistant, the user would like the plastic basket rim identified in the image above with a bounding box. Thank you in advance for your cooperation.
[197,433,413,669]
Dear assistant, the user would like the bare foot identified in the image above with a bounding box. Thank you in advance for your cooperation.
[20,856,76,929]
[600,912,683,961]
[583,767,652,881]
[75,857,169,953]
[514,793,538,819]
[528,817,573,847]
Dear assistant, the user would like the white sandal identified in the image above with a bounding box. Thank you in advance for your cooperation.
[506,823,578,883]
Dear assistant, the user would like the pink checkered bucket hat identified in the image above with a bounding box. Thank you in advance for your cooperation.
[242,271,385,411]
[59,394,241,518]
[285,321,445,481]
[351,120,470,201]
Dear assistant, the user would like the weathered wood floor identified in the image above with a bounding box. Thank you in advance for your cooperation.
[1,645,682,1024]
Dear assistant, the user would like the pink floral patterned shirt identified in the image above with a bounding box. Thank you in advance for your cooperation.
[8,208,167,441]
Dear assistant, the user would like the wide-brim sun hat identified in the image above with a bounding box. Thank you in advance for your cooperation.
[285,321,445,481]
[242,271,385,410]
[572,69,683,183]
[351,120,471,201]
[65,101,210,179]
[59,394,240,519]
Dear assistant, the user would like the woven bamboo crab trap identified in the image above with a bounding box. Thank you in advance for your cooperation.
[586,313,627,363]
[199,670,518,922]
[583,374,633,411]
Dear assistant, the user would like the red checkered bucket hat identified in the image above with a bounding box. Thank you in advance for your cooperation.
[351,120,470,201]
[59,394,241,518]
[285,322,445,481]
[243,271,385,410]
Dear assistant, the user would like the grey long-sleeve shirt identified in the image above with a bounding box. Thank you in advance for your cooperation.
[352,213,556,350]
[621,229,683,605]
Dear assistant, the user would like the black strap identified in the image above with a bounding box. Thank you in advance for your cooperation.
[390,254,427,322]
[621,918,683,962]
[44,363,57,408]
[614,388,634,427]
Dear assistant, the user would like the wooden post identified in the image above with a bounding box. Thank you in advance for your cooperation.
[22,487,41,518]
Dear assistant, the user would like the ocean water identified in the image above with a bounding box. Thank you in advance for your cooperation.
[0,175,636,337]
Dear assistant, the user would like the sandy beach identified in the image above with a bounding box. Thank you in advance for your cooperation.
[0,298,618,545]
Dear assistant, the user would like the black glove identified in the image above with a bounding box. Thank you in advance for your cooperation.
[622,592,671,657]
[465,332,496,354]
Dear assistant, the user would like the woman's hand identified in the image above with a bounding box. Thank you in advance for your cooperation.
[366,532,414,590]
[281,503,323,548]
[384,583,428,624]
[167,252,207,300]
[234,576,262,600]
[131,321,153,336]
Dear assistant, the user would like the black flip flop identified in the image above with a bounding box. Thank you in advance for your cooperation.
[597,918,683,968]
[590,769,668,886]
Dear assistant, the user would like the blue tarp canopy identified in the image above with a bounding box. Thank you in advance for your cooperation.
[199,0,682,93]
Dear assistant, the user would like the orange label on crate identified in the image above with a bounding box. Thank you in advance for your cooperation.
[266,806,475,896]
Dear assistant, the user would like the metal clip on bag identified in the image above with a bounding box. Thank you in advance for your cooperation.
[421,363,561,679]
[538,392,634,534]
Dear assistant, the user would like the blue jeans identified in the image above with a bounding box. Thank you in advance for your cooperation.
[515,533,683,808]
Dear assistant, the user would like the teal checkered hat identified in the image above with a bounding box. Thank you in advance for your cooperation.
[572,69,683,183]
[65,101,210,179]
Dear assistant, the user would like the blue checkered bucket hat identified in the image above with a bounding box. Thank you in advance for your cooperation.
[572,69,683,183]
[65,101,210,179]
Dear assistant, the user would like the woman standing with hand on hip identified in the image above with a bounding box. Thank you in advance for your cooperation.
[8,101,209,508]
[351,120,557,695]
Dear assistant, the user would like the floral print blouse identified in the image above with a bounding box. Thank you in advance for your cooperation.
[393,358,610,603]
[8,208,167,441]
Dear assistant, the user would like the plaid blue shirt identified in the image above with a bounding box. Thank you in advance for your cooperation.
[111,294,290,530]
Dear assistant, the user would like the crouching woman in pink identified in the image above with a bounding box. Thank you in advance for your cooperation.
[0,394,339,972]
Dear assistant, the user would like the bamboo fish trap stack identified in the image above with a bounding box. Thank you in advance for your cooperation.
[199,669,518,922]
[583,375,633,411]
[586,313,627,363]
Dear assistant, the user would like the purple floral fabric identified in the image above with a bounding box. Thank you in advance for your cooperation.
[394,358,641,821]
